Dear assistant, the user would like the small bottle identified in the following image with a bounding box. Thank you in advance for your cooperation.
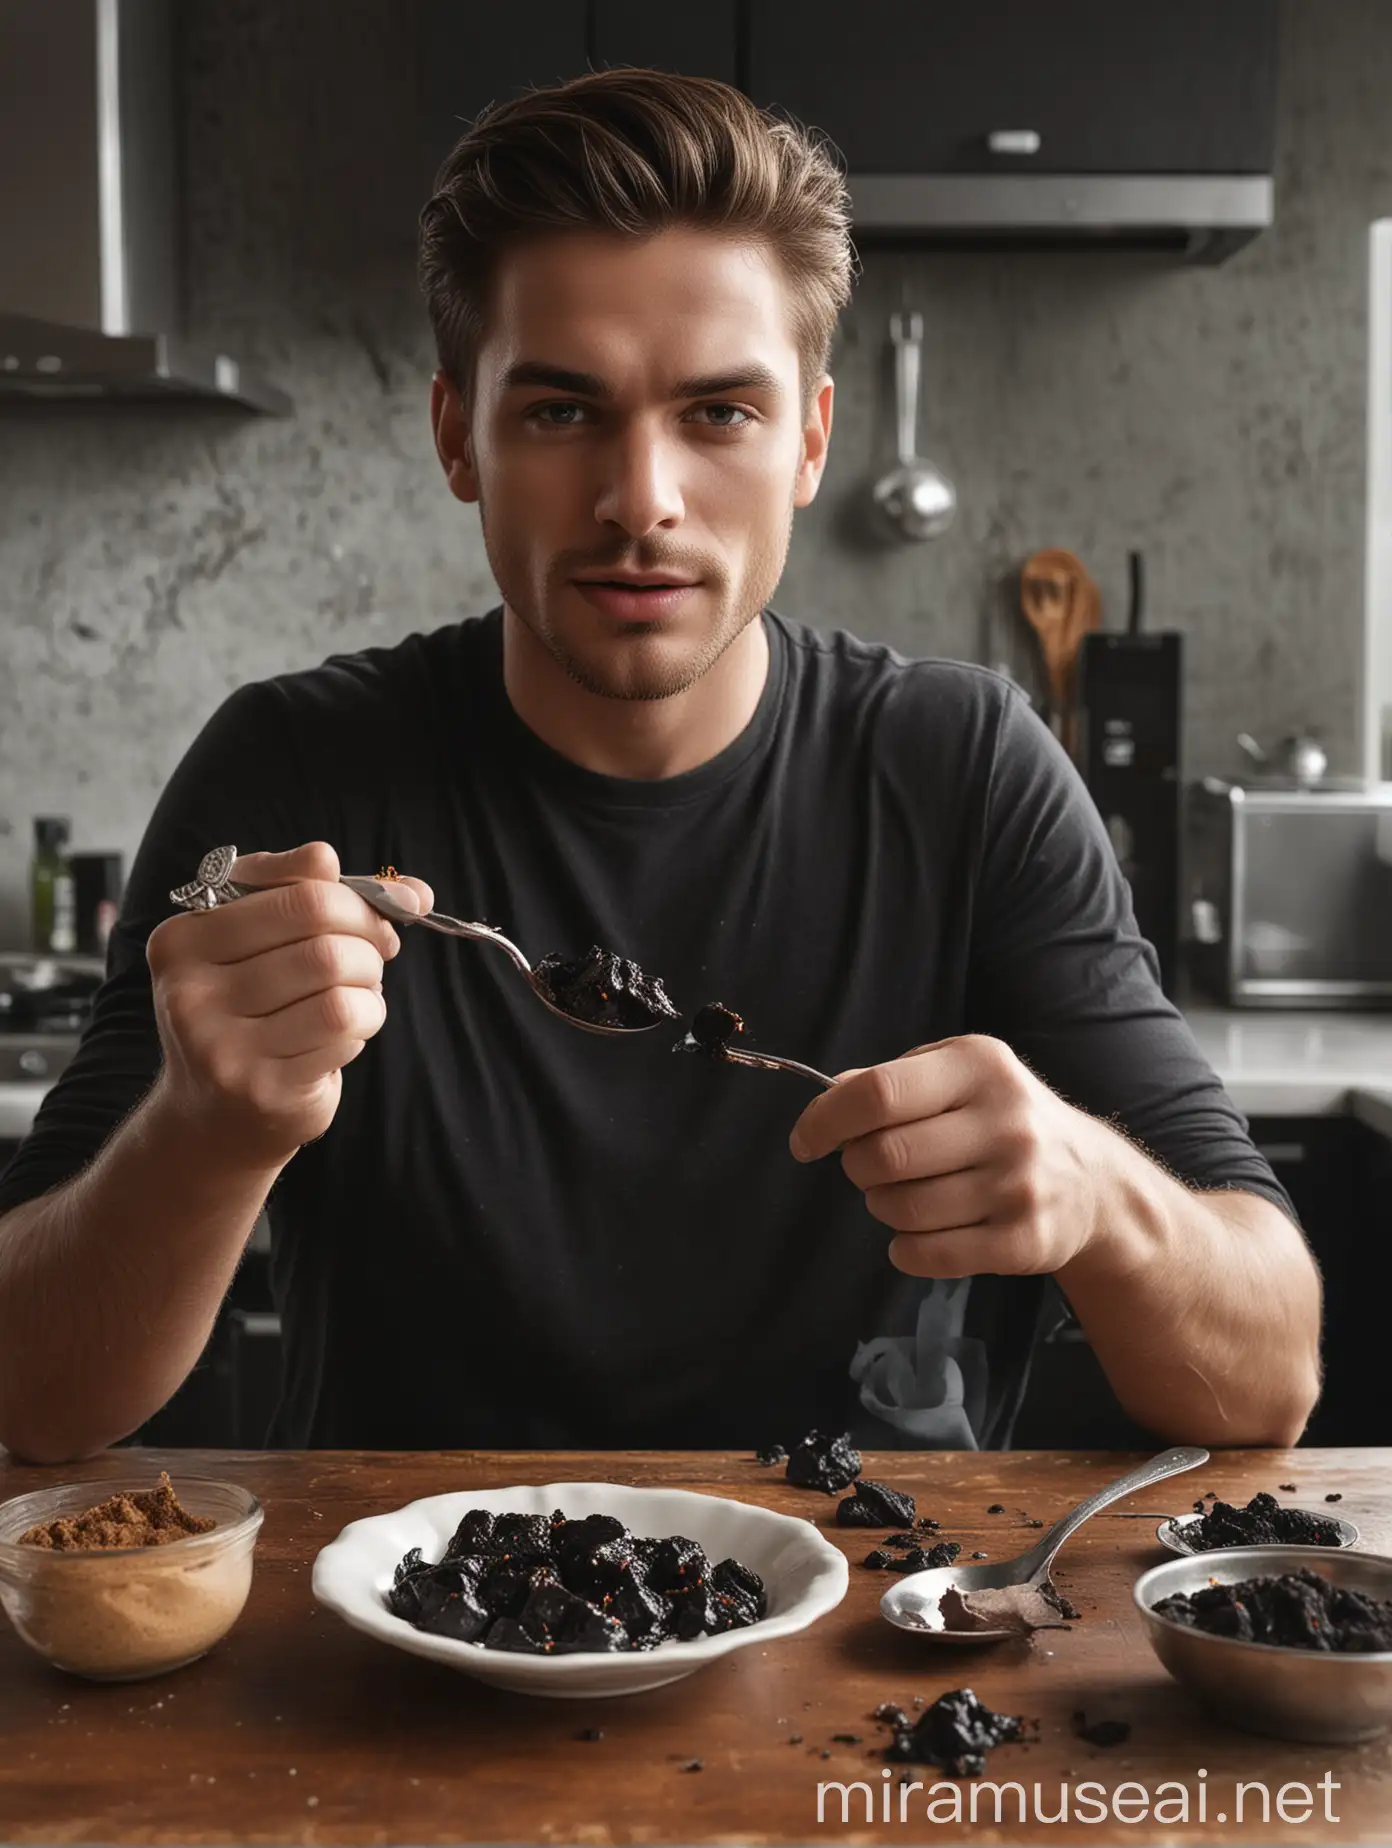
[32,817,77,954]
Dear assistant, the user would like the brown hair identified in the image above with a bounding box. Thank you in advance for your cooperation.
[418,66,856,410]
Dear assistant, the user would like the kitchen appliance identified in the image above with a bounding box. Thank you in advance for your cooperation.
[0,0,288,412]
[427,1,1277,264]
[1074,553,1183,996]
[1187,780,1392,1007]
[0,953,102,1160]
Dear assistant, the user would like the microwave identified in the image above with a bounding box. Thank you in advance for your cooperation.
[1187,779,1392,1006]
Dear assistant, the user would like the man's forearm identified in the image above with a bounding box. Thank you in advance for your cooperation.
[0,1080,285,1463]
[1054,1126,1322,1447]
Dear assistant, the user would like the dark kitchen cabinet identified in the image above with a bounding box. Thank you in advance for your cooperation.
[422,2,739,180]
[1249,1117,1391,1449]
[744,0,1277,177]
[590,1,738,85]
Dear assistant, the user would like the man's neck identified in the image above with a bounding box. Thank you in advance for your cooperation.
[501,607,770,780]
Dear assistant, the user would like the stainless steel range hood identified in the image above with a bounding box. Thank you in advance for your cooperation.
[847,175,1273,262]
[0,0,290,414]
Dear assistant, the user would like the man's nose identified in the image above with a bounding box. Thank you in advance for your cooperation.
[592,425,685,535]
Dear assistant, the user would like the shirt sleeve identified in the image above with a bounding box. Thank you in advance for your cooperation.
[0,680,310,1217]
[964,685,1295,1221]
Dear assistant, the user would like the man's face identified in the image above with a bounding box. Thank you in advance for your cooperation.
[432,226,833,701]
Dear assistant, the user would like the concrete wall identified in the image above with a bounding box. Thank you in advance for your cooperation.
[1,0,1388,941]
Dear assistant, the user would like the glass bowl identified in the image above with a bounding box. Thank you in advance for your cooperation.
[0,1477,263,1681]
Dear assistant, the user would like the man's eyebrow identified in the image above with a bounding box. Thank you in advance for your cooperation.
[500,360,785,400]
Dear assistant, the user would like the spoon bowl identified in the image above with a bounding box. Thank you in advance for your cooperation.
[873,461,957,542]
[880,1445,1210,1644]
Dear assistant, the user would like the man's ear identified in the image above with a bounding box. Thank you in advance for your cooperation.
[430,371,479,505]
[793,375,834,509]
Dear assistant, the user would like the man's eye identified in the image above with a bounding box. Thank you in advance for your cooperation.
[530,402,587,426]
[691,404,752,428]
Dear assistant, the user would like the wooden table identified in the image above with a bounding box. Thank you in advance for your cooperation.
[1,1449,1390,1844]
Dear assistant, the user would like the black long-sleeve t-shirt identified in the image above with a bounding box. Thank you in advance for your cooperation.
[0,610,1292,1449]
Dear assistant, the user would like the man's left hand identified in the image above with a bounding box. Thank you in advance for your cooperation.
[789,1036,1107,1279]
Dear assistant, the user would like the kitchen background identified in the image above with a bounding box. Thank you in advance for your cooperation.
[1,0,1390,940]
[3,0,1392,1451]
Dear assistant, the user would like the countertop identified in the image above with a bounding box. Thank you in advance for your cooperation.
[1,1446,1389,1845]
[1184,1005,1392,1131]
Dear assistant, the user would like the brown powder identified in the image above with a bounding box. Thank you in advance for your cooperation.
[18,1473,215,1551]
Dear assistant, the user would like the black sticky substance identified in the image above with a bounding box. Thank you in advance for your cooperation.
[1183,1491,1343,1550]
[1152,1567,1392,1652]
[1073,1712,1131,1748]
[882,1688,1028,1779]
[755,1444,788,1466]
[674,1002,745,1059]
[836,1480,917,1528]
[387,1506,765,1653]
[786,1429,862,1494]
[870,1541,961,1573]
[532,946,679,1028]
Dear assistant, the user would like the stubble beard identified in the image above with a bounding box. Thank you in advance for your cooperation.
[481,492,796,703]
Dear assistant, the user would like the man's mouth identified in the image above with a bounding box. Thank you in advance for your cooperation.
[572,578,702,618]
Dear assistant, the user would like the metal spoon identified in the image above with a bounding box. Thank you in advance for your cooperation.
[181,858,667,1039]
[871,310,956,541]
[879,1445,1209,1644]
[337,877,670,1038]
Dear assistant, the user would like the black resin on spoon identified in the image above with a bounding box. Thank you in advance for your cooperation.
[675,1002,746,1058]
[530,946,679,1030]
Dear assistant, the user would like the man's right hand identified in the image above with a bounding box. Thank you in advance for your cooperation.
[145,842,434,1167]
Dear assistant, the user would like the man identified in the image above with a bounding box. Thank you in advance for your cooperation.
[0,69,1318,1464]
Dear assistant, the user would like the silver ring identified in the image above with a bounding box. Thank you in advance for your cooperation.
[170,845,249,912]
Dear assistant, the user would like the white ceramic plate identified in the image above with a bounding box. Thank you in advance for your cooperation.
[311,1480,849,1698]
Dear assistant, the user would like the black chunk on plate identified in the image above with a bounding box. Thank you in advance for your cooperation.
[520,1582,629,1654]
[390,1561,491,1642]
[643,1534,712,1596]
[710,1557,767,1629]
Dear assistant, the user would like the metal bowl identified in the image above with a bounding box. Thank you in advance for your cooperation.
[1157,1509,1359,1556]
[1134,1546,1392,1744]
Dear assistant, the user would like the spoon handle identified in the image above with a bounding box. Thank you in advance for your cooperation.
[1031,1444,1209,1575]
[339,877,533,971]
[721,1047,837,1088]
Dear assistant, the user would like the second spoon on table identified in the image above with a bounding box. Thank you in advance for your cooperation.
[880,1445,1211,1643]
